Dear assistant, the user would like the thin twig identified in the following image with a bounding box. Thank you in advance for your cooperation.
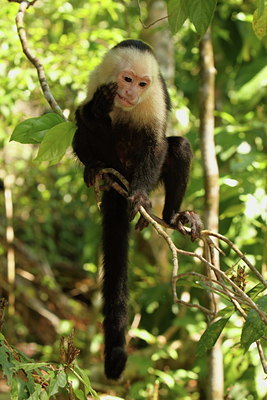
[92,170,267,325]
[138,206,180,303]
[203,231,267,289]
[256,340,267,374]
[176,299,215,316]
[15,0,65,118]
[137,0,168,29]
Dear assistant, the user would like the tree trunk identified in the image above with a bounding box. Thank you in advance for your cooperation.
[199,29,224,400]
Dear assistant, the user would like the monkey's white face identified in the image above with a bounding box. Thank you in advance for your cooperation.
[114,70,151,111]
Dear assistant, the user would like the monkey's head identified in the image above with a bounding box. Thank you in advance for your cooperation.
[86,40,161,113]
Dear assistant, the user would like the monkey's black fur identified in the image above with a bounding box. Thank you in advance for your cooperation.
[114,39,154,54]
[73,39,201,380]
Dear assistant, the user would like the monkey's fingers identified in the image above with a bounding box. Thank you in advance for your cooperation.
[92,82,118,117]
[135,215,149,231]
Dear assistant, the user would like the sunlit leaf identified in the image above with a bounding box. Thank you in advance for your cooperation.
[10,113,65,144]
[73,388,87,400]
[34,121,76,164]
[10,380,19,400]
[167,0,188,34]
[246,283,267,300]
[188,0,217,36]
[152,369,175,388]
[253,7,267,38]
[12,361,49,372]
[0,345,14,383]
[48,371,67,396]
[235,65,267,102]
[129,328,157,344]
[217,306,235,318]
[73,365,98,398]
[258,0,265,16]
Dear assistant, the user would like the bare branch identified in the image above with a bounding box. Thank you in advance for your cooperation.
[14,0,65,118]
[257,340,267,374]
[137,0,168,29]
[203,230,267,289]
[176,299,215,316]
[93,169,267,325]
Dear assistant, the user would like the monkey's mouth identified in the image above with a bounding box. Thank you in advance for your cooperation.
[116,93,135,107]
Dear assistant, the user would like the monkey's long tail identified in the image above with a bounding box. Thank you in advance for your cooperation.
[101,189,129,380]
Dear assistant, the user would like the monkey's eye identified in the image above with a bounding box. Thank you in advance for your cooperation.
[124,76,132,83]
[139,82,147,87]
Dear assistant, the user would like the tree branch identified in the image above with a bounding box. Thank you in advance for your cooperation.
[95,168,267,328]
[14,0,65,118]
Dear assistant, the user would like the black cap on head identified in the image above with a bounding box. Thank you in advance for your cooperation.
[113,39,154,54]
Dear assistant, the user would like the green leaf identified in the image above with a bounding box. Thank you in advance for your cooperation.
[129,328,156,344]
[235,65,267,102]
[246,283,267,300]
[188,0,217,36]
[152,369,175,388]
[241,295,267,352]
[40,391,49,400]
[73,365,99,398]
[0,345,14,383]
[167,0,188,34]
[34,121,76,164]
[17,379,28,400]
[197,318,229,357]
[57,370,68,388]
[47,371,67,397]
[0,333,5,341]
[12,361,49,372]
[175,279,204,289]
[10,113,65,144]
[26,385,42,400]
[257,0,265,17]
[47,377,58,396]
[217,306,235,318]
[253,7,267,39]
[73,365,91,392]
[73,388,87,400]
[10,379,19,400]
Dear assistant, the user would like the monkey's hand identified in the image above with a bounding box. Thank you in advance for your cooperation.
[170,211,203,242]
[128,190,152,231]
[91,82,118,118]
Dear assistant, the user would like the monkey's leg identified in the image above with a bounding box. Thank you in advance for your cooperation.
[101,189,129,380]
[162,137,202,241]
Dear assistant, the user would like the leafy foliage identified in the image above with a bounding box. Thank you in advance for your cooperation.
[241,295,267,352]
[168,0,218,36]
[10,114,65,144]
[0,332,98,400]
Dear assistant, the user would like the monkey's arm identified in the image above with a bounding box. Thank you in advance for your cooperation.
[162,137,202,240]
[73,83,125,185]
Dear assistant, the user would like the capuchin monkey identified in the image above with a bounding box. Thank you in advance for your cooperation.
[73,39,202,380]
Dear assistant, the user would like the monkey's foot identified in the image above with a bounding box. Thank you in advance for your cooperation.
[128,190,151,228]
[170,211,203,241]
[135,215,149,231]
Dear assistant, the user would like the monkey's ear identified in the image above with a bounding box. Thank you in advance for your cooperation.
[91,82,118,117]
